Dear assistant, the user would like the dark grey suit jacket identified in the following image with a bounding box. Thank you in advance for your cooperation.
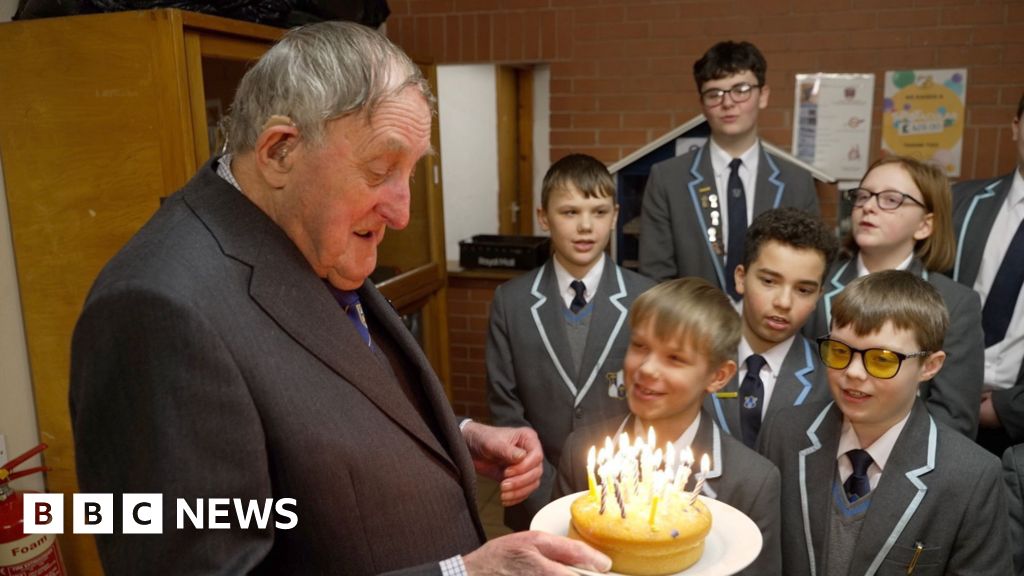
[487,257,654,529]
[952,174,1024,443]
[806,256,984,439]
[760,400,1011,576]
[1004,444,1024,576]
[70,161,484,575]
[554,411,782,576]
[639,141,820,284]
[705,334,830,444]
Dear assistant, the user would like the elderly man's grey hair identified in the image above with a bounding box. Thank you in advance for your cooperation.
[226,20,433,153]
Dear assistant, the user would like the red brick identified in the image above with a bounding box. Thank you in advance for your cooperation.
[1001,86,1024,106]
[476,13,491,61]
[550,95,598,113]
[550,130,598,146]
[995,126,1019,173]
[788,32,849,52]
[1011,4,1024,22]
[876,8,939,29]
[521,12,542,61]
[758,14,818,34]
[972,25,1024,45]
[941,5,1006,26]
[975,126,1002,176]
[964,85,1002,106]
[468,316,490,332]
[551,60,596,78]
[450,330,487,346]
[598,129,648,146]
[539,10,559,60]
[574,5,625,24]
[847,30,906,49]
[449,300,488,317]
[971,106,1016,125]
[409,0,454,13]
[626,3,680,22]
[575,113,622,129]
[428,16,446,61]
[504,12,526,62]
[621,112,674,130]
[815,11,878,31]
[448,316,468,331]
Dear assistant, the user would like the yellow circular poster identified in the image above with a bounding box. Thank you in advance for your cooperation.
[882,69,966,176]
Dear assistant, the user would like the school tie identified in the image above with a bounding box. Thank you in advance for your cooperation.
[724,158,747,301]
[739,353,766,449]
[334,289,372,348]
[981,219,1024,347]
[844,449,873,502]
[570,280,587,314]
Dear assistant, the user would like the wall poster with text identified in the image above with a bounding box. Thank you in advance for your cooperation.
[882,69,967,176]
[792,73,875,182]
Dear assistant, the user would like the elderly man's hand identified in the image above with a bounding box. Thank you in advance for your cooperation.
[462,531,611,576]
[462,421,543,506]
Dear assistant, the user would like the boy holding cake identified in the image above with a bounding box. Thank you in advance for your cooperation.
[487,153,655,530]
[554,277,782,575]
[760,270,1011,574]
[706,208,837,449]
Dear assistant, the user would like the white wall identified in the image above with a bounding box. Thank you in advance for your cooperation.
[437,64,499,262]
[0,1,45,491]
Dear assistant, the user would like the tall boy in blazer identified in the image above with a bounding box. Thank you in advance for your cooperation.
[951,92,1024,454]
[555,278,782,576]
[761,271,1011,575]
[488,154,655,530]
[640,40,819,299]
[706,208,837,448]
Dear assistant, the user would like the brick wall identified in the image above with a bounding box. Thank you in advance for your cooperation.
[388,0,1024,180]
[447,275,505,421]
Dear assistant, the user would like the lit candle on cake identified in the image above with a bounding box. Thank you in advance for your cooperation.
[587,446,597,499]
[688,454,711,506]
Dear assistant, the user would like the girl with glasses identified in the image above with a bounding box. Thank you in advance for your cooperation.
[805,155,985,440]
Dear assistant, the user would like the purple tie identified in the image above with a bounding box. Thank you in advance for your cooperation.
[330,288,372,348]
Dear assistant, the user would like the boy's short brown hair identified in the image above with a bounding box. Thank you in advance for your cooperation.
[629,277,741,365]
[831,270,949,353]
[541,153,615,210]
[744,207,838,284]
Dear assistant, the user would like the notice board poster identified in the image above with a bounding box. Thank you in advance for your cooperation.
[793,73,875,181]
[882,69,967,176]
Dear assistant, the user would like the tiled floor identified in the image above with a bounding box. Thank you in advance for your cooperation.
[475,474,513,539]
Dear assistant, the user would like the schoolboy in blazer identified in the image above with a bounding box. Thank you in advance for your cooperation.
[950,93,1024,453]
[488,154,655,530]
[762,271,1010,576]
[555,278,782,576]
[806,156,983,439]
[706,208,838,446]
[640,40,819,296]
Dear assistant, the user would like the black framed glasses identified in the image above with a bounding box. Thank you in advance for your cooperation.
[817,337,932,380]
[844,188,927,211]
[700,82,761,106]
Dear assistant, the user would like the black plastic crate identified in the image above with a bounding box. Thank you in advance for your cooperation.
[458,235,551,270]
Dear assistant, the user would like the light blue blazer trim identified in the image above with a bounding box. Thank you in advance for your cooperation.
[686,146,728,291]
[793,337,816,406]
[865,417,936,576]
[953,180,1000,282]
[710,391,731,435]
[764,152,786,208]
[529,260,630,407]
[798,402,833,576]
[699,420,724,500]
[822,260,851,330]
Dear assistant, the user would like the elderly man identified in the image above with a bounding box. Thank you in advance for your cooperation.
[70,21,609,575]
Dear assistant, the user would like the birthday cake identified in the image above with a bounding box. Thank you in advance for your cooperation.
[565,432,713,576]
[568,491,711,576]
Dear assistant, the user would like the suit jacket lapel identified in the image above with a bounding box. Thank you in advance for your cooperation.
[769,335,820,416]
[530,262,580,398]
[687,144,728,287]
[823,259,857,331]
[576,259,631,406]
[954,175,1011,286]
[692,410,724,500]
[799,403,842,576]
[185,174,456,473]
[850,402,936,575]
[754,145,786,214]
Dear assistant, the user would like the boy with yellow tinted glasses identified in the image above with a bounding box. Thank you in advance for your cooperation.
[817,338,932,380]
[760,270,1011,575]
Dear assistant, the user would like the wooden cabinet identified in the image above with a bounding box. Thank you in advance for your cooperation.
[0,9,450,574]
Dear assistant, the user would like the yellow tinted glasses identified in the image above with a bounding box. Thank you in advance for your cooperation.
[817,337,931,380]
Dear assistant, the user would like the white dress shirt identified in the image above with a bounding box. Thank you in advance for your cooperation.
[552,253,606,310]
[836,411,911,492]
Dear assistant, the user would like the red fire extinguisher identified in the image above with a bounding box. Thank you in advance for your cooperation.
[0,443,66,575]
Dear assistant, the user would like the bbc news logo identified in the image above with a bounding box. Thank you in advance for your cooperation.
[22,495,298,534]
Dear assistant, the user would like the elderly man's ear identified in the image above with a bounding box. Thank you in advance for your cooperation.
[254,122,300,188]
